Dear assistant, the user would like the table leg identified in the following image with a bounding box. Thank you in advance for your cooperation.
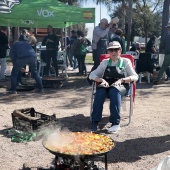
[105,154,108,170]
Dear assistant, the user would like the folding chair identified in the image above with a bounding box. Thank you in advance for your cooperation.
[136,52,153,83]
[90,54,136,127]
[57,51,68,78]
[38,51,47,77]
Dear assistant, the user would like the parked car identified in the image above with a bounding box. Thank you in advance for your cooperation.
[86,45,92,53]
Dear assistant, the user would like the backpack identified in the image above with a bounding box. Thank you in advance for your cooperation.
[73,38,87,55]
[80,43,87,55]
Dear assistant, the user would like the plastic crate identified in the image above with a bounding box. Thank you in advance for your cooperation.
[42,76,66,88]
[11,108,56,132]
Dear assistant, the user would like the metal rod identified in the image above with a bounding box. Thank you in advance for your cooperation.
[105,154,108,170]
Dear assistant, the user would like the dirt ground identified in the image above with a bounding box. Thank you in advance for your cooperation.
[0,66,170,170]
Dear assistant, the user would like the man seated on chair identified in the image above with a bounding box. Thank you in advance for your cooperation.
[130,42,141,55]
[89,41,138,133]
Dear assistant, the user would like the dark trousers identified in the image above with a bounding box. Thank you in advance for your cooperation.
[166,67,170,78]
[91,49,100,71]
[76,54,86,74]
[44,50,58,76]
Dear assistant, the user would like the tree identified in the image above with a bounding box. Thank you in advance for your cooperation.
[134,0,162,45]
[160,0,170,52]
[126,0,133,50]
[112,0,162,48]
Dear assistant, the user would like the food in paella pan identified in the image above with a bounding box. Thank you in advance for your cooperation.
[44,132,114,155]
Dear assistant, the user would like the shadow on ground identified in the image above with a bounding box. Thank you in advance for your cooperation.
[108,134,170,163]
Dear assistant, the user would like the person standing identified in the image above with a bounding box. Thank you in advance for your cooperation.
[9,36,43,94]
[69,30,77,69]
[0,27,9,81]
[109,28,124,53]
[121,33,126,54]
[108,23,117,43]
[86,18,117,85]
[91,18,114,71]
[72,31,87,75]
[154,22,170,84]
[42,25,59,77]
[145,36,157,54]
[62,32,70,68]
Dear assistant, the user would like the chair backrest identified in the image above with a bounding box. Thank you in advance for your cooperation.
[121,54,135,69]
[126,51,139,59]
[99,54,136,101]
[99,54,110,62]
[121,54,136,102]
[136,52,153,74]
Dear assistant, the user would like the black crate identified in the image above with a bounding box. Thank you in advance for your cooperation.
[11,108,56,132]
[42,77,66,88]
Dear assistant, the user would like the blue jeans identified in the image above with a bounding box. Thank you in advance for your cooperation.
[91,87,121,125]
[11,57,43,91]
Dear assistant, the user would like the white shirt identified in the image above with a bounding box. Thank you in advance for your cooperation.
[92,26,110,50]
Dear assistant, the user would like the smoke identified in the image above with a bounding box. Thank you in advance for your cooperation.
[35,123,75,149]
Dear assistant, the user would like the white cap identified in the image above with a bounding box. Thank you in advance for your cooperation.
[107,41,121,49]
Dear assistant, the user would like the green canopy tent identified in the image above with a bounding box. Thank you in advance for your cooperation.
[0,0,95,28]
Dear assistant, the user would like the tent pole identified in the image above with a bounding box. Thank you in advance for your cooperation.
[64,22,68,77]
[64,22,67,53]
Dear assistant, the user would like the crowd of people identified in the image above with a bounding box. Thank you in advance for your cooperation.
[0,25,93,94]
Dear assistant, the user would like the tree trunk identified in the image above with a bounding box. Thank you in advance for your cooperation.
[126,0,133,51]
[160,0,170,52]
[121,0,126,31]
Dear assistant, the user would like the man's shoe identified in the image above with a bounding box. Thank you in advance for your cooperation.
[154,80,160,85]
[165,77,170,81]
[6,91,17,95]
[107,124,120,133]
[90,121,98,132]
[33,89,44,93]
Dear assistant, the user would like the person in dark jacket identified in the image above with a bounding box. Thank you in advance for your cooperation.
[42,25,59,77]
[19,29,30,42]
[69,30,77,69]
[109,28,124,53]
[72,31,87,75]
[0,27,8,81]
[9,36,43,94]
[154,22,170,84]
[130,42,141,55]
[62,32,70,67]
[145,36,157,54]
